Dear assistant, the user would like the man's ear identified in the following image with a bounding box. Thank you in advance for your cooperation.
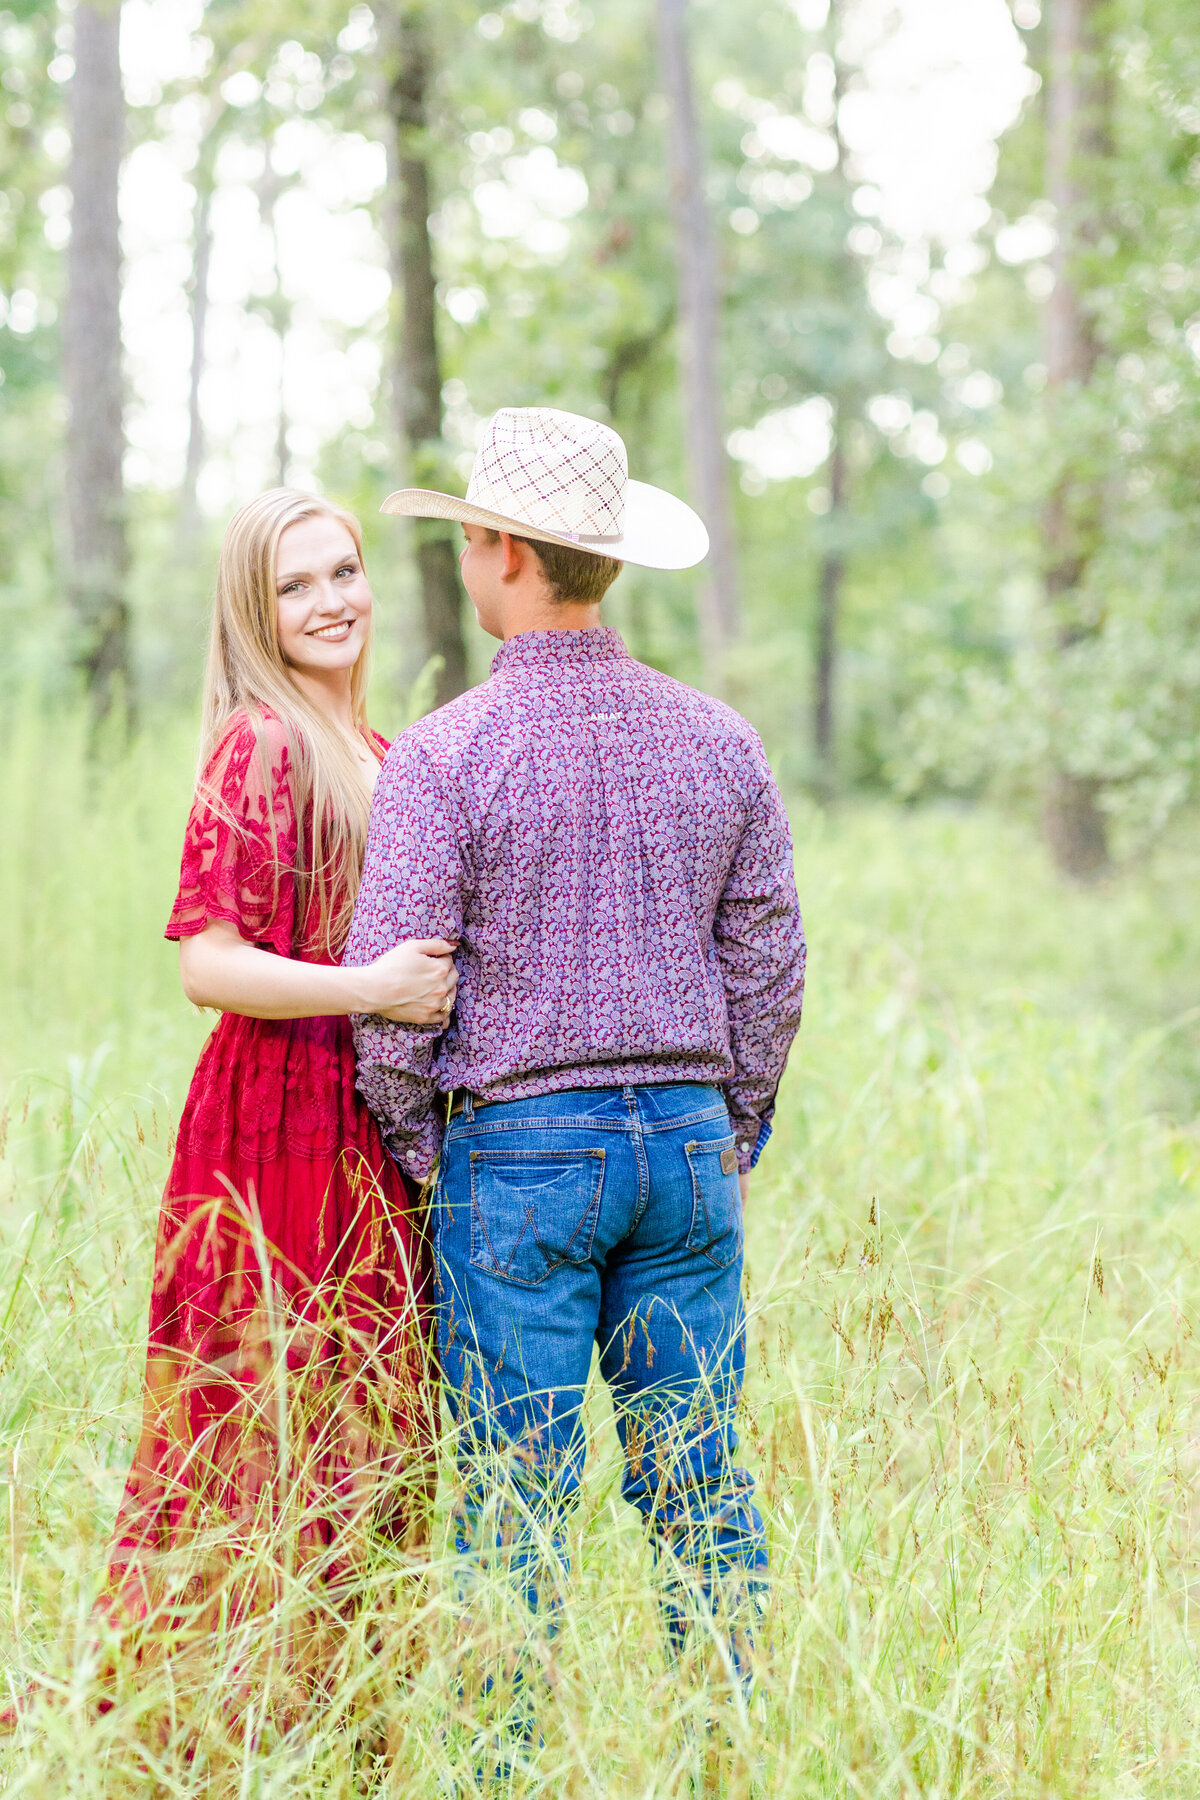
[497,531,525,582]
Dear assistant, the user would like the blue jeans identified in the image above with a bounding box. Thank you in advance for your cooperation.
[434,1083,767,1711]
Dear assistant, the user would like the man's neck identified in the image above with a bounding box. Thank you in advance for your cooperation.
[499,598,603,639]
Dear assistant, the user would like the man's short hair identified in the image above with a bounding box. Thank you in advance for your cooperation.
[485,529,622,604]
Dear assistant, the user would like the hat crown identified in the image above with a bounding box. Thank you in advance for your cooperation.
[466,407,627,538]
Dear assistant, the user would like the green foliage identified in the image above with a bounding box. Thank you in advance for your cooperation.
[885,1,1200,841]
[7,7,1200,1780]
[6,0,1200,808]
[0,0,972,777]
[0,2,67,694]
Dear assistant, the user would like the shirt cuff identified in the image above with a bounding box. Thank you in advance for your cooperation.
[384,1109,444,1183]
[733,1115,771,1174]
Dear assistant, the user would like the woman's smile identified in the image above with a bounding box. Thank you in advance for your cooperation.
[307,618,354,642]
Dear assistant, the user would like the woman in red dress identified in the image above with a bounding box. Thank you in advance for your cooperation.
[101,489,455,1677]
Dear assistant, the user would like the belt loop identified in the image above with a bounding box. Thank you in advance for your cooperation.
[463,1092,475,1122]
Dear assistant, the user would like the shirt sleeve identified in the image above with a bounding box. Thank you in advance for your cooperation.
[713,751,806,1172]
[343,735,471,1179]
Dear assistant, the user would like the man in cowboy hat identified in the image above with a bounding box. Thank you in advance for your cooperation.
[345,406,805,1741]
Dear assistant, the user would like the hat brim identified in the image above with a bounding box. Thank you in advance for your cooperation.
[379,477,709,572]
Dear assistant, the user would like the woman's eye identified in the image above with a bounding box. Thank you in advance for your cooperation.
[335,564,357,579]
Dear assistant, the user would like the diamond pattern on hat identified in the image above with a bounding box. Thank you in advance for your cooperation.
[466,407,628,536]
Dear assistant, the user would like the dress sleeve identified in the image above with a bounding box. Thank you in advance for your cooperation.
[166,714,298,957]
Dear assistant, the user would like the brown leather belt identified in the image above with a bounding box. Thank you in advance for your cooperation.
[447,1091,493,1120]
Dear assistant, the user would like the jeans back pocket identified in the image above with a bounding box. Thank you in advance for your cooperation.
[684,1136,743,1268]
[468,1147,605,1287]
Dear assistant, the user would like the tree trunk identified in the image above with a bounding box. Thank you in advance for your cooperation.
[64,0,131,722]
[813,431,845,788]
[1040,0,1110,878]
[380,2,468,707]
[178,157,214,535]
[655,0,741,686]
[256,164,292,490]
[603,316,674,665]
[813,9,850,793]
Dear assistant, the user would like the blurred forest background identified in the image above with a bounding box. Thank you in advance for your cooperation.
[4,0,1200,878]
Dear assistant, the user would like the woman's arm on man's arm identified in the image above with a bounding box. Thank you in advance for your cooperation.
[178,919,457,1023]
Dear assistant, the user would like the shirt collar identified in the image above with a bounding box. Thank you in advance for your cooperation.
[490,627,632,676]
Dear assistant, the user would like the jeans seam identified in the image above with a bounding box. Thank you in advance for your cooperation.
[450,1116,633,1138]
[467,1147,609,1161]
[640,1105,729,1135]
[626,1089,650,1230]
[441,1088,726,1139]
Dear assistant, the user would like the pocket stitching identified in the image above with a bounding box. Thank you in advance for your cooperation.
[684,1136,741,1269]
[468,1148,605,1287]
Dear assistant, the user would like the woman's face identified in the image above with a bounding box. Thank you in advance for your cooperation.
[275,515,372,678]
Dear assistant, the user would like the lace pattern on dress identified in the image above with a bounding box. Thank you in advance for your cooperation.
[167,712,299,958]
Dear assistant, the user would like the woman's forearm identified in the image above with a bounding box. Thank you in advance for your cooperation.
[179,929,371,1020]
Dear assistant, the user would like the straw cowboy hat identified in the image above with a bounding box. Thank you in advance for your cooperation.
[381,406,709,571]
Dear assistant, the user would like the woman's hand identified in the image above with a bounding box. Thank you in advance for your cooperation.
[178,922,459,1024]
[356,937,459,1025]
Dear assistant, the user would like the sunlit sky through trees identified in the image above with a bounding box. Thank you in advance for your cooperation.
[83,0,1037,510]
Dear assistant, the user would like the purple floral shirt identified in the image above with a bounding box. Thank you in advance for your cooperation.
[345,628,805,1179]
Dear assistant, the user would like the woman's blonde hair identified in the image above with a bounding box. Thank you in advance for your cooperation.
[200,487,376,957]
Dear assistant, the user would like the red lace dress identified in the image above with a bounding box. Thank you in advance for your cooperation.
[105,711,435,1646]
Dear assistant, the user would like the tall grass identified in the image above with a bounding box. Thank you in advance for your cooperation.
[3,706,1200,1795]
